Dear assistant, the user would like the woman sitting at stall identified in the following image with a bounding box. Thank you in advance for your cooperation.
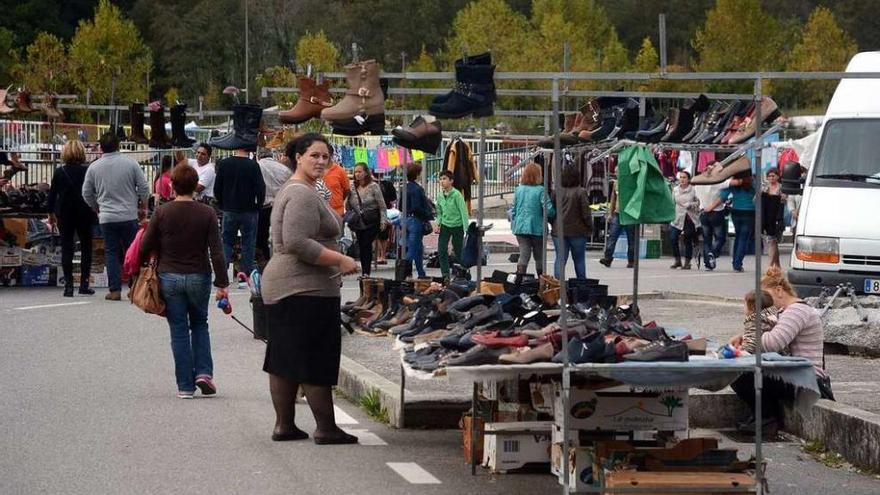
[728,267,833,435]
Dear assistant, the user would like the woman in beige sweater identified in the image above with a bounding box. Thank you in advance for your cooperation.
[261,133,359,444]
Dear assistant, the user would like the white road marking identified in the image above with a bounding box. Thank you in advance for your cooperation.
[334,405,359,425]
[14,301,92,311]
[386,462,441,484]
[348,429,387,446]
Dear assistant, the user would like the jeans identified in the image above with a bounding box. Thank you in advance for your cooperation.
[100,220,139,292]
[159,272,213,393]
[700,210,727,266]
[552,235,588,279]
[438,225,464,278]
[256,205,272,265]
[516,234,545,275]
[59,213,94,286]
[730,210,755,271]
[354,224,380,276]
[222,210,258,277]
[404,217,426,278]
[669,226,694,261]
[603,214,635,262]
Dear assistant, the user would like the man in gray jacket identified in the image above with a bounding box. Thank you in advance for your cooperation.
[82,132,149,300]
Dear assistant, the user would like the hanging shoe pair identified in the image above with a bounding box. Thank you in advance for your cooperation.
[41,93,64,122]
[429,52,496,119]
[392,115,442,155]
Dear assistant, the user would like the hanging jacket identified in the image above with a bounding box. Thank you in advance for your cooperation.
[617,145,675,226]
[511,184,554,236]
[550,186,592,238]
[671,184,701,230]
[443,138,478,206]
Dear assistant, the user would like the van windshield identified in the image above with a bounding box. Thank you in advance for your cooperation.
[813,119,880,187]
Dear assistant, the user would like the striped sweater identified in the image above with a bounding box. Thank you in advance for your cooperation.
[761,302,826,376]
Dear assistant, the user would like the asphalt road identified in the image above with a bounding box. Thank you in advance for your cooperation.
[2,244,880,494]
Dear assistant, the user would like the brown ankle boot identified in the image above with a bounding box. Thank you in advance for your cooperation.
[280,77,333,125]
[321,60,384,122]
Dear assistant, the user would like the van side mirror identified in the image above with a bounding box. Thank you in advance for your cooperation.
[781,161,805,196]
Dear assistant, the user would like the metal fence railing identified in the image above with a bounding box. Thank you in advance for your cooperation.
[422,145,533,202]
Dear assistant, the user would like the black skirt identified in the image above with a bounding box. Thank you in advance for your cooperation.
[263,294,342,386]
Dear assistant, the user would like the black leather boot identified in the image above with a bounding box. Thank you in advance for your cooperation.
[171,104,196,148]
[429,62,495,119]
[209,104,262,151]
[148,105,172,149]
[129,103,149,144]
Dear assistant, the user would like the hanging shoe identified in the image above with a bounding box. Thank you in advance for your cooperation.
[728,97,782,144]
[42,93,64,121]
[429,57,495,119]
[148,103,172,149]
[128,102,149,144]
[329,114,386,136]
[321,59,384,122]
[0,86,14,114]
[690,155,751,185]
[114,124,127,141]
[392,115,442,154]
[170,103,196,148]
[209,104,263,151]
[279,76,333,124]
[15,89,35,113]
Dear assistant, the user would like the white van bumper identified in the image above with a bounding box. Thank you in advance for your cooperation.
[788,267,880,297]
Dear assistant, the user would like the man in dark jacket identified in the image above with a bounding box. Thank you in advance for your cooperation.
[214,148,265,283]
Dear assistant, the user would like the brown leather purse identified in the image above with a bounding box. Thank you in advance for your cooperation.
[129,257,166,316]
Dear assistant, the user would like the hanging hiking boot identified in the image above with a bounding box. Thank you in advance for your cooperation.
[429,61,495,119]
[148,103,172,149]
[15,89,34,113]
[170,103,196,148]
[209,104,263,151]
[42,93,64,121]
[392,115,442,154]
[128,102,149,144]
[279,76,333,125]
[321,59,384,122]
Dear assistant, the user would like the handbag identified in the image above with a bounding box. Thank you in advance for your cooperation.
[129,257,166,316]
[422,219,433,237]
[345,187,381,231]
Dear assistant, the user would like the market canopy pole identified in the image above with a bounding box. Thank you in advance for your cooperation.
[753,76,766,495]
[475,119,486,285]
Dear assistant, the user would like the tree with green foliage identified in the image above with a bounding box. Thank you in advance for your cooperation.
[295,31,340,74]
[0,27,18,86]
[68,0,152,104]
[784,6,858,110]
[254,66,297,108]
[444,0,530,70]
[693,0,784,94]
[401,45,438,112]
[16,32,71,94]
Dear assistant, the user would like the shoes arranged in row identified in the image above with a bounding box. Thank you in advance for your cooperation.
[0,87,63,121]
[538,94,783,150]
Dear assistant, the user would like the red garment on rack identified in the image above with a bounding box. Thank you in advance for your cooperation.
[697,151,716,173]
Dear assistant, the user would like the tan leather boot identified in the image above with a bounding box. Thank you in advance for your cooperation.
[321,59,384,122]
[279,76,332,125]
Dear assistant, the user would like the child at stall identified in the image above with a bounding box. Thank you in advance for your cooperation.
[740,289,781,354]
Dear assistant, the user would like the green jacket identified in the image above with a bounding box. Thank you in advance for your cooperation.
[436,187,469,231]
[617,145,675,226]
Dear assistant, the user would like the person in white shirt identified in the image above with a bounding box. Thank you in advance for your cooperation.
[188,144,216,202]
[256,151,293,264]
[694,178,730,271]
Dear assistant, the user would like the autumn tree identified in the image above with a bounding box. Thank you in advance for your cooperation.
[295,31,341,74]
[784,7,857,110]
[254,66,297,108]
[16,32,71,94]
[693,0,784,94]
[444,0,530,71]
[68,0,152,104]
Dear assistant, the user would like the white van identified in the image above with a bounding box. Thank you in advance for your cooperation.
[786,52,880,296]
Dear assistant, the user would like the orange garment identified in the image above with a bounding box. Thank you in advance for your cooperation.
[323,163,350,216]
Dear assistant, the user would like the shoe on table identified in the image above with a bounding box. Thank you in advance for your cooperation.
[622,339,688,362]
[498,342,555,364]
[105,291,121,301]
[195,375,217,396]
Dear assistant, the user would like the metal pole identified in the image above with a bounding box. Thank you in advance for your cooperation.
[551,77,571,495]
[398,162,408,281]
[399,364,406,429]
[562,42,571,112]
[753,76,765,495]
[631,98,646,306]
[244,0,249,104]
[475,120,486,285]
[471,382,478,475]
[659,14,668,74]
[542,150,550,277]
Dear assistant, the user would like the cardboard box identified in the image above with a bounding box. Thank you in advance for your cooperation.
[20,265,52,286]
[605,471,755,495]
[0,246,22,267]
[551,444,598,492]
[554,387,688,432]
[461,414,484,465]
[482,421,552,473]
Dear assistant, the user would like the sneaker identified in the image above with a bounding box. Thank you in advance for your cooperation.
[177,391,194,399]
[237,281,248,290]
[733,267,744,273]
[598,258,612,268]
[195,376,217,396]
[706,252,717,270]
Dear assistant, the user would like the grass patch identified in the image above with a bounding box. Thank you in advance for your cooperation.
[359,388,389,424]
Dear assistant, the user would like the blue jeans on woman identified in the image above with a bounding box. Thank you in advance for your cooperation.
[159,272,213,393]
[553,236,588,280]
[730,210,755,271]
[405,217,426,278]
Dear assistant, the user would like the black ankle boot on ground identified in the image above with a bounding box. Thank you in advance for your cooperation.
[79,285,95,295]
[63,285,74,297]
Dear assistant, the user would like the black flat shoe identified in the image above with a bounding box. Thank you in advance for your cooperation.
[313,431,358,445]
[63,286,74,297]
[272,428,309,441]
[78,287,95,295]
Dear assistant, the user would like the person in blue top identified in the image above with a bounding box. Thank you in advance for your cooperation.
[403,162,432,278]
[709,174,756,272]
[511,162,554,281]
